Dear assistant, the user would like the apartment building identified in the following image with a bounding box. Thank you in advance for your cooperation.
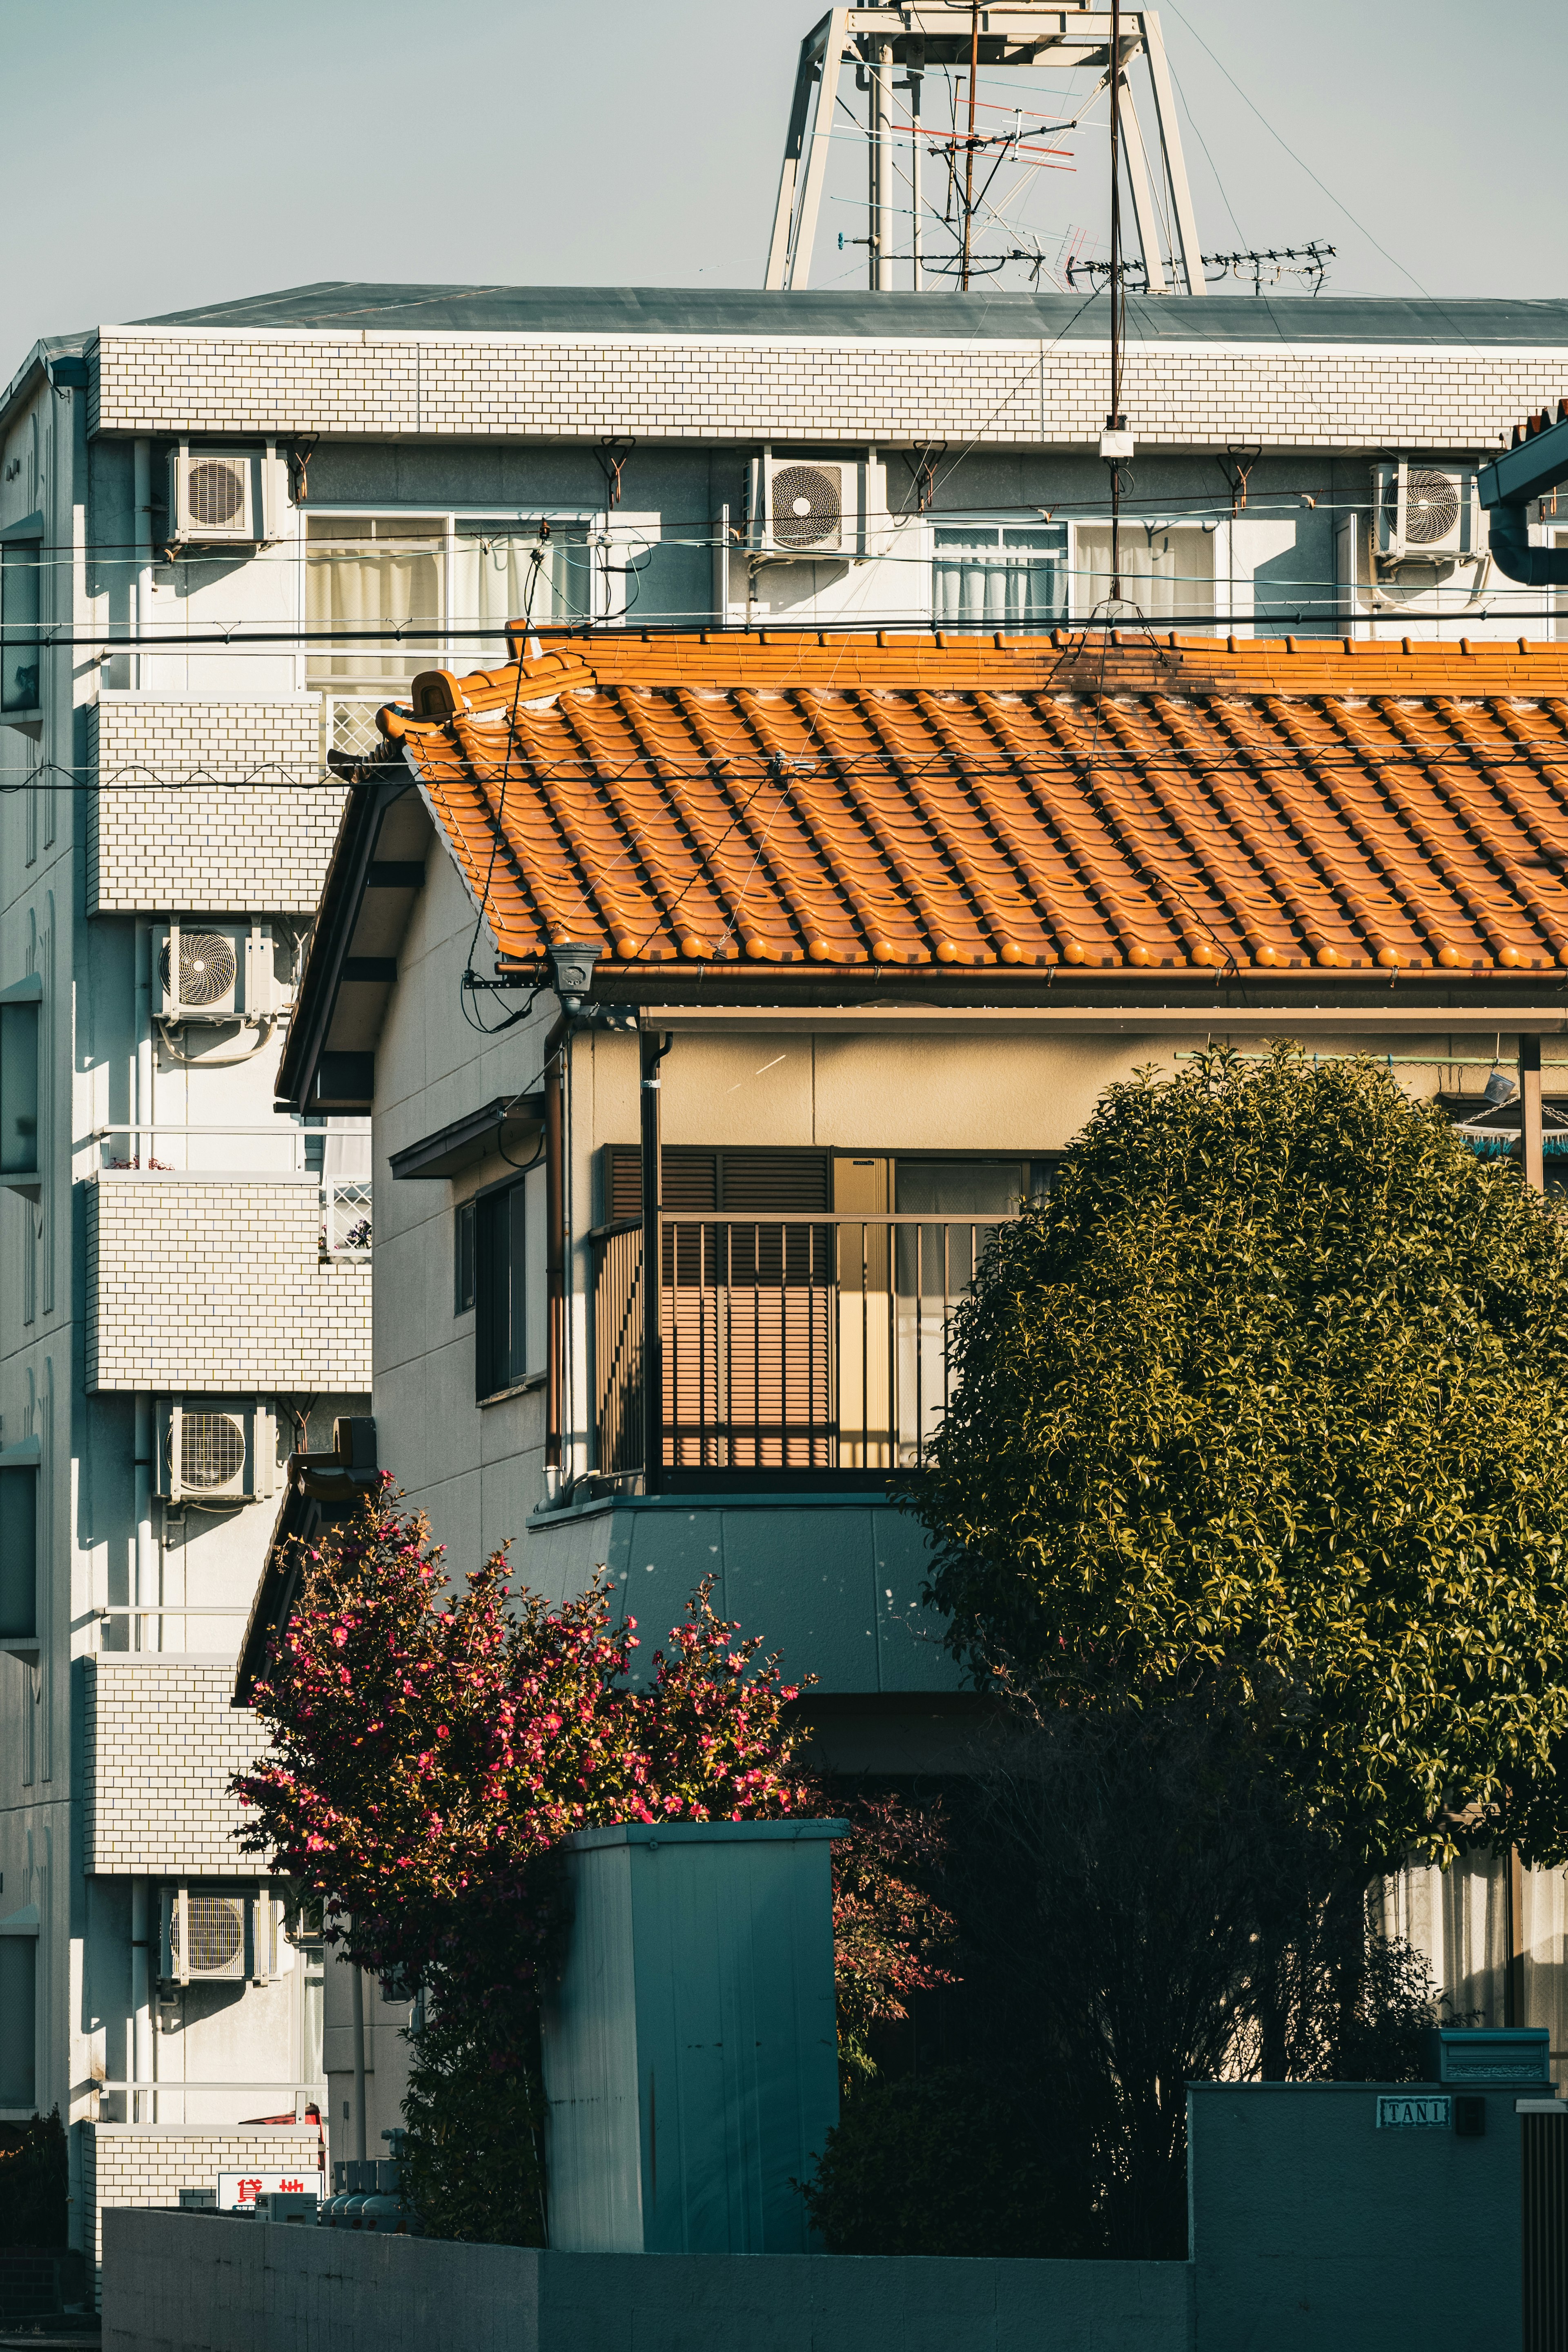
[5,277,1568,2255]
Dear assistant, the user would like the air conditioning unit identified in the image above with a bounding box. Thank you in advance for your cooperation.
[746,450,874,561]
[158,1399,275,1506]
[161,1886,279,1987]
[155,921,287,1025]
[1372,461,1479,566]
[166,443,288,549]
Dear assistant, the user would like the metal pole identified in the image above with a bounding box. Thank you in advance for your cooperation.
[1510,1031,1544,2029]
[1109,0,1124,599]
[1142,9,1203,295]
[909,73,923,291]
[960,4,979,290]
[350,1962,367,2167]
[874,39,895,292]
[1520,1035,1544,1193]
[130,1880,153,2125]
[640,1030,670,1490]
[544,1045,564,1480]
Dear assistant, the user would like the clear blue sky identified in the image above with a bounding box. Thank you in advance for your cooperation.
[2,0,1562,366]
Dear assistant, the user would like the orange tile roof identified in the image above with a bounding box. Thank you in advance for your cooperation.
[373,629,1568,976]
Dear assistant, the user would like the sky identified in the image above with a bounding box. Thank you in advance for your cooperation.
[1,0,1564,366]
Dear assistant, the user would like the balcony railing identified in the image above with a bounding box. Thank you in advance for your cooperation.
[592,1213,1017,1478]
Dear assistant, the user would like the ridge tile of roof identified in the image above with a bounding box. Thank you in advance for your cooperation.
[371,629,1568,982]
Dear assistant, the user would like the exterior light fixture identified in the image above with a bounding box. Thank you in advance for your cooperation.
[547,942,602,1014]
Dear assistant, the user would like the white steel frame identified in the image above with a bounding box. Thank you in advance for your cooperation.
[765,6,1202,297]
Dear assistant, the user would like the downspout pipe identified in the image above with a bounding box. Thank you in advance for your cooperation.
[1478,407,1568,585]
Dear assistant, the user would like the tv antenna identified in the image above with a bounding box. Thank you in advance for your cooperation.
[765,5,1203,296]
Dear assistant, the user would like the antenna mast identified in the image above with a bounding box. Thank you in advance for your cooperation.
[960,4,980,292]
[1109,0,1124,599]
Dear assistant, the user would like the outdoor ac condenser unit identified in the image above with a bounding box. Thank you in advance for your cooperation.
[1372,461,1479,565]
[154,921,287,1025]
[166,443,288,548]
[157,1399,274,1505]
[746,450,873,560]
[161,1886,279,1987]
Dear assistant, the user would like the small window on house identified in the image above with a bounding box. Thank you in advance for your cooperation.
[454,1199,476,1314]
[0,1938,35,2109]
[475,1179,530,1398]
[1073,523,1216,621]
[933,523,1066,630]
[0,537,40,715]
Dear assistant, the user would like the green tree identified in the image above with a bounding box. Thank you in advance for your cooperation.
[908,1046,1568,1871]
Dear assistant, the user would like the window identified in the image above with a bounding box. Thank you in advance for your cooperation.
[304,513,593,695]
[454,1199,476,1314]
[475,1177,538,1399]
[0,1457,37,1645]
[0,535,40,715]
[0,980,40,1189]
[0,1938,35,2109]
[933,523,1066,629]
[1073,523,1216,621]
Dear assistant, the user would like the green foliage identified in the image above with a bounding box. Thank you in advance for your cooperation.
[237,1493,955,2241]
[801,2068,1096,2258]
[909,1046,1568,1869]
[399,2004,548,2247]
[0,2109,68,2248]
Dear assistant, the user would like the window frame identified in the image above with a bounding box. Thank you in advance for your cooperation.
[0,1439,40,1656]
[454,1197,476,1316]
[302,505,601,694]
[0,512,45,726]
[929,510,1068,633]
[473,1167,544,1403]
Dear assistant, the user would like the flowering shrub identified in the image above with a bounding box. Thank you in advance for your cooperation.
[233,1488,952,2241]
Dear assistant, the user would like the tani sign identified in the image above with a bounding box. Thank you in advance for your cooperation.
[1376,2094,1452,2130]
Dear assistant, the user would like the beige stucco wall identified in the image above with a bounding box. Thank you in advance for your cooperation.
[370,836,1474,1588]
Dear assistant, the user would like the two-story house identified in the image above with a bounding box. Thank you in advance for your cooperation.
[274,615,1568,2148]
[9,275,1568,2264]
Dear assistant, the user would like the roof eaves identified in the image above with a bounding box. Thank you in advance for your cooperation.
[275,761,414,1114]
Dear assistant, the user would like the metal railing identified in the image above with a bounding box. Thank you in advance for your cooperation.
[592,1212,1016,1476]
[90,1126,371,1259]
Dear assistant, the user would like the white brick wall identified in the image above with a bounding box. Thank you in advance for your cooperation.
[82,1659,265,1875]
[88,697,342,915]
[87,324,1568,450]
[85,1176,372,1391]
[80,2125,322,2282]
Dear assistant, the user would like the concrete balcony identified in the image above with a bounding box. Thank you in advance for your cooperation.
[81,1658,264,1876]
[85,1169,372,1393]
[86,694,341,915]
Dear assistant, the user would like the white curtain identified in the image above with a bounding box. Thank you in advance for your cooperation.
[1074,524,1214,621]
[305,523,442,685]
[933,547,1062,628]
[452,529,590,634]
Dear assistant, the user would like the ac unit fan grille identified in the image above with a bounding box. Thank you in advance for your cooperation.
[771,463,842,549]
[180,1412,246,1492]
[160,932,238,1007]
[172,1896,244,1974]
[1405,470,1460,546]
[188,459,247,530]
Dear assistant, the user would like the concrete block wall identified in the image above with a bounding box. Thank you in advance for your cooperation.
[87,324,1568,450]
[85,1175,372,1390]
[81,1659,264,1874]
[99,2213,1194,2352]
[83,2129,321,2286]
[87,699,341,915]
